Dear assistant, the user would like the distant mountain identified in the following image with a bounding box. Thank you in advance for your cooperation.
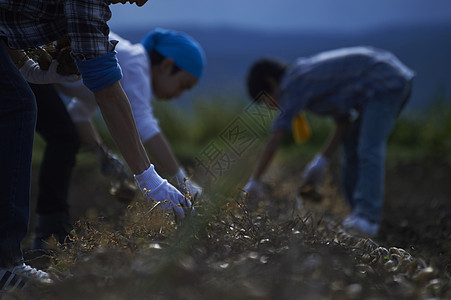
[113,22,451,110]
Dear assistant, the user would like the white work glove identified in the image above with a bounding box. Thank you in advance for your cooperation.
[19,59,81,84]
[241,177,264,198]
[302,154,329,188]
[173,168,203,201]
[135,165,191,220]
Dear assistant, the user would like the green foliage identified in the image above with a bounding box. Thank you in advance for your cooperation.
[152,98,280,172]
[152,98,249,158]
[152,94,451,166]
[389,93,451,164]
[32,92,449,169]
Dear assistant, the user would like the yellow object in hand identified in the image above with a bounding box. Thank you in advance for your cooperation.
[292,113,311,143]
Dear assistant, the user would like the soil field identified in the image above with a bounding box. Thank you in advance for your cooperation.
[7,156,451,300]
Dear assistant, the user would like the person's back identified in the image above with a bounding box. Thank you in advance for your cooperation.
[244,46,414,238]
[290,46,413,79]
[275,46,415,127]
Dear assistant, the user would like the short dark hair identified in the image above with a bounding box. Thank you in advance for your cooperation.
[246,58,287,101]
[150,49,181,75]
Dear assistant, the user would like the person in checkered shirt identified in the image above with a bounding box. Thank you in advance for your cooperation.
[0,0,190,292]
[243,46,414,238]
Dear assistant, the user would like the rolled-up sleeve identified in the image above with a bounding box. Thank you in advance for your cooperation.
[76,51,123,92]
[64,0,122,92]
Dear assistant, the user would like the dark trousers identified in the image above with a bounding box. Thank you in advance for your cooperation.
[29,83,80,228]
[0,43,36,267]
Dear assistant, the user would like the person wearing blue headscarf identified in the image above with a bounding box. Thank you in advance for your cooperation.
[141,28,206,80]
[38,28,206,249]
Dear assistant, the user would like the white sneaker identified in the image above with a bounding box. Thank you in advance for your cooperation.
[0,263,53,293]
[343,214,379,237]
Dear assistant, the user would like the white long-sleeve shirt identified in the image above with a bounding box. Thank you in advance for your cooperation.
[57,32,161,143]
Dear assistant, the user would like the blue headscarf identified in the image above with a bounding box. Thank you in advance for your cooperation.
[141,28,206,79]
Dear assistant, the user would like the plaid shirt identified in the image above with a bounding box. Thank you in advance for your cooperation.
[0,0,115,60]
[272,46,415,131]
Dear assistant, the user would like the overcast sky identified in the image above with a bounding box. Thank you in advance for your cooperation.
[109,0,451,32]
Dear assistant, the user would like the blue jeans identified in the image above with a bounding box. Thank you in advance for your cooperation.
[0,42,37,267]
[341,81,412,224]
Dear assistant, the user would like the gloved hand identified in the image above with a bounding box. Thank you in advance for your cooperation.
[241,177,263,198]
[19,59,81,84]
[173,168,203,202]
[135,165,191,220]
[302,154,329,188]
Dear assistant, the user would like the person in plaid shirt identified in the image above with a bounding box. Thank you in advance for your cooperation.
[243,46,414,238]
[0,0,190,291]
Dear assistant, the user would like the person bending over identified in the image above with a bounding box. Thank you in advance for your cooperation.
[243,46,414,238]
[0,0,189,290]
[56,28,205,203]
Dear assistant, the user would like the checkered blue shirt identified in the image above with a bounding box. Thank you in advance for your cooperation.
[0,0,115,60]
[272,46,415,131]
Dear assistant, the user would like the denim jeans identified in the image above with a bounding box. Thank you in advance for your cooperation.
[341,81,412,224]
[0,43,37,267]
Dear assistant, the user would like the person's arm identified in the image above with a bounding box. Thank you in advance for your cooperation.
[144,133,203,199]
[93,81,149,175]
[252,129,285,181]
[94,81,190,220]
[144,134,204,199]
[74,120,104,153]
[113,48,202,196]
[144,133,180,176]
